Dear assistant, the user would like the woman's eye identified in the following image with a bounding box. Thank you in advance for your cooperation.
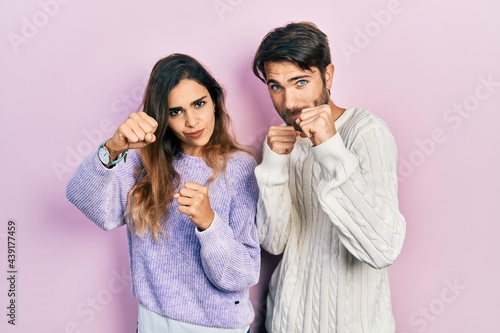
[195,101,205,108]
[297,80,307,86]
[169,110,181,117]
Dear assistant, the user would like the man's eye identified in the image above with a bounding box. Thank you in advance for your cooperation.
[195,101,205,108]
[270,85,281,91]
[297,80,307,86]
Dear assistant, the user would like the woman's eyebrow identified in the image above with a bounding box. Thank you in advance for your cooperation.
[169,95,208,111]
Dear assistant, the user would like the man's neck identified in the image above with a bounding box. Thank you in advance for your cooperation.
[329,100,346,122]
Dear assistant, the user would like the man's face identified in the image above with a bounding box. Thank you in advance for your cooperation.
[264,61,332,131]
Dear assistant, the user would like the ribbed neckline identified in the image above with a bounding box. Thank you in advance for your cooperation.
[174,153,208,168]
[334,106,356,130]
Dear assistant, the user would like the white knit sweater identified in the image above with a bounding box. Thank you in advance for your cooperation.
[255,106,406,333]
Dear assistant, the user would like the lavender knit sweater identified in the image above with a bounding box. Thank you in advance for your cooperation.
[66,150,260,329]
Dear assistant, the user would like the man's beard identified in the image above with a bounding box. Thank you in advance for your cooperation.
[279,87,330,132]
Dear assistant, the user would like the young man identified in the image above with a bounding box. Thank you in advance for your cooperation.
[252,22,406,333]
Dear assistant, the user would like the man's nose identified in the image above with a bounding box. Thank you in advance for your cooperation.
[284,90,297,111]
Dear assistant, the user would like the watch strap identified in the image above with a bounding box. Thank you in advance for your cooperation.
[98,140,128,168]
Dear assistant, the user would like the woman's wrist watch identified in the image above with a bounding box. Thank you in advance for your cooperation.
[97,140,128,168]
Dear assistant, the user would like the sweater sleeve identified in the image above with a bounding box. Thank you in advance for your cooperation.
[312,124,406,269]
[254,142,293,255]
[65,151,138,231]
[196,154,261,292]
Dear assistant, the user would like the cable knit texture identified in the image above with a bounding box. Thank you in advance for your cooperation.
[255,106,406,333]
[66,150,260,329]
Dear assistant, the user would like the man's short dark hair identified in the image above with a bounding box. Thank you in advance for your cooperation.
[252,21,332,83]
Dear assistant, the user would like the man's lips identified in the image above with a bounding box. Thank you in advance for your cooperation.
[283,115,303,132]
[185,129,204,139]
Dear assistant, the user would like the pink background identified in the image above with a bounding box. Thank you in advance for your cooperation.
[1,0,499,332]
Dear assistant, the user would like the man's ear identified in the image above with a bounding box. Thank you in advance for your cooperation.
[324,63,334,90]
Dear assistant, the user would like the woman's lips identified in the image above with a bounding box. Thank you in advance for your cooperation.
[185,129,204,139]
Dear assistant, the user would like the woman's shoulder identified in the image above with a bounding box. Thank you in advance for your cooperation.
[227,150,257,173]
[229,150,256,164]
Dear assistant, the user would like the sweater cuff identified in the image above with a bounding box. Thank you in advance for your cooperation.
[195,214,235,263]
[90,151,119,175]
[195,213,232,242]
[311,133,358,185]
[72,152,118,183]
[258,141,290,176]
[194,214,217,233]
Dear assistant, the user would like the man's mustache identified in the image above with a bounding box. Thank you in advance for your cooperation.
[282,108,303,117]
[280,108,303,132]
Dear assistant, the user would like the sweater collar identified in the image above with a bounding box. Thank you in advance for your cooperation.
[173,153,207,168]
[334,106,356,130]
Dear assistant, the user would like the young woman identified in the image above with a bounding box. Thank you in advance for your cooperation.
[66,54,260,332]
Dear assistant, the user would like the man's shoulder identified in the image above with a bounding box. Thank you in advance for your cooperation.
[338,106,395,149]
[342,106,391,134]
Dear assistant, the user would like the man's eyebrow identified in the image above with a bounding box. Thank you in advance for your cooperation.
[266,75,312,85]
[266,79,280,85]
[288,75,311,82]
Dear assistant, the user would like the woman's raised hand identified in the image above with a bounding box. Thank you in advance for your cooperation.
[105,112,158,155]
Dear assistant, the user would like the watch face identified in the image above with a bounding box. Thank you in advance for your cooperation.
[98,146,111,164]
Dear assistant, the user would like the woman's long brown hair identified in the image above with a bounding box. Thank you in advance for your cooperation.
[126,54,242,241]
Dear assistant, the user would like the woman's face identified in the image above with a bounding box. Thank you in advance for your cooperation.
[167,79,216,156]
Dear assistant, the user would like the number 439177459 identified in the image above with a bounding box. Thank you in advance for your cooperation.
[7,220,16,270]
